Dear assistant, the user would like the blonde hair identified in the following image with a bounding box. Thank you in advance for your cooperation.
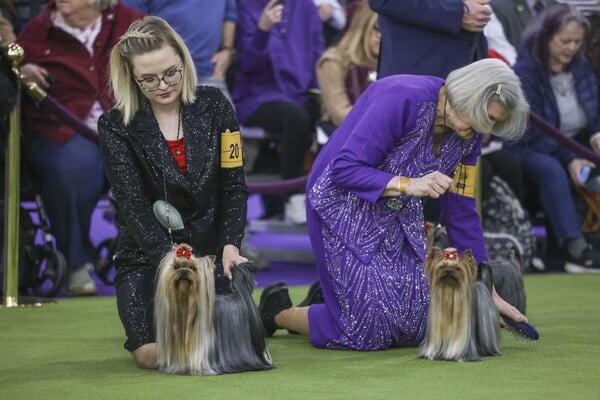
[445,58,529,141]
[334,2,378,68]
[109,16,197,125]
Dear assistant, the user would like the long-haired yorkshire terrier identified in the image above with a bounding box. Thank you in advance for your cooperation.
[154,243,273,375]
[420,247,502,362]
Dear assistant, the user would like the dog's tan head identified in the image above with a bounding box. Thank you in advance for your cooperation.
[156,243,215,302]
[425,247,477,291]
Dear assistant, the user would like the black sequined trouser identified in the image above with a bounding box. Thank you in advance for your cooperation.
[115,266,155,352]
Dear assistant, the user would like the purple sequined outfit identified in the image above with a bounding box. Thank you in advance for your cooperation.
[306,75,484,350]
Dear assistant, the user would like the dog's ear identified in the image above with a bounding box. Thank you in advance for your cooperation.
[425,247,442,279]
[424,222,436,251]
[459,249,478,282]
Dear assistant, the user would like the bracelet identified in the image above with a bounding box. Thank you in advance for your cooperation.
[220,46,236,55]
[397,177,410,195]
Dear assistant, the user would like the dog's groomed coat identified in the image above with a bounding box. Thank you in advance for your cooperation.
[154,243,272,375]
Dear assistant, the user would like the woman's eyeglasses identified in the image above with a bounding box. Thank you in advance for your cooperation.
[134,65,184,92]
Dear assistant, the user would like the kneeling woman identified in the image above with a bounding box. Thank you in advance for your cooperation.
[260,58,531,350]
[98,17,251,368]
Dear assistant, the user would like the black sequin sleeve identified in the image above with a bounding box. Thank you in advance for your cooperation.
[98,109,172,266]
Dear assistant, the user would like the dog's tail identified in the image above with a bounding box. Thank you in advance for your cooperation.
[211,262,273,373]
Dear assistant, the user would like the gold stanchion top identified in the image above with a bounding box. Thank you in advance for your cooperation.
[6,42,24,70]
[6,42,47,103]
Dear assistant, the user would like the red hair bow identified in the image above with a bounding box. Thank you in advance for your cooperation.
[443,248,458,260]
[176,247,192,259]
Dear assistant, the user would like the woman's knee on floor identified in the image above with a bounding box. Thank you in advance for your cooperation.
[132,343,156,369]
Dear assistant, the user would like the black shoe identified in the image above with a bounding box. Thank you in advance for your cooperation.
[564,245,600,273]
[259,285,292,337]
[297,280,324,307]
[259,281,286,307]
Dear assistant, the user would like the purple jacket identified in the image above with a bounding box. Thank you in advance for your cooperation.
[308,75,487,264]
[232,0,324,124]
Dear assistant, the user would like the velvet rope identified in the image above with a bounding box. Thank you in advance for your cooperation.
[529,111,600,164]
[38,95,100,144]
[247,175,307,194]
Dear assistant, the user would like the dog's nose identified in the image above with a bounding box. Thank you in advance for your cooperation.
[178,269,189,279]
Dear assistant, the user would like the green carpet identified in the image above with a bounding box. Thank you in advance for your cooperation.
[1,274,599,400]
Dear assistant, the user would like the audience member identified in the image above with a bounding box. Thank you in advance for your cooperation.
[98,16,249,369]
[232,0,324,220]
[16,0,143,295]
[510,4,600,272]
[315,0,377,143]
[368,0,491,79]
[258,59,530,347]
[122,0,237,100]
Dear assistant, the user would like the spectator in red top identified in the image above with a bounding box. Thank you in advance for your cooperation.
[17,0,143,296]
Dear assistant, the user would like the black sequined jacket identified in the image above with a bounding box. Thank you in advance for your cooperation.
[98,86,248,272]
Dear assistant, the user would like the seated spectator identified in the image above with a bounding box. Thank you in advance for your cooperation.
[509,4,600,273]
[233,0,324,220]
[17,0,143,295]
[315,0,377,144]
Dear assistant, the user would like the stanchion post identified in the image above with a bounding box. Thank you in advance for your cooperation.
[2,43,24,307]
[2,43,51,307]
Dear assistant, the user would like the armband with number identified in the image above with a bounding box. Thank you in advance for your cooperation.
[220,129,243,168]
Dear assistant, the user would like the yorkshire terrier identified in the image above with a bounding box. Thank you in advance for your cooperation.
[154,243,273,375]
[420,247,502,362]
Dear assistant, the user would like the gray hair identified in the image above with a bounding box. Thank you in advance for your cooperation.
[89,0,118,10]
[445,58,529,141]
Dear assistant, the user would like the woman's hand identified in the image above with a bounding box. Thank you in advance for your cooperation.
[492,286,528,325]
[222,244,248,279]
[461,0,492,32]
[211,49,233,80]
[405,171,454,198]
[20,63,51,89]
[568,158,595,187]
[258,0,284,31]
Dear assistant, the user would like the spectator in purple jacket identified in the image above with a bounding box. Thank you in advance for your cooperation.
[232,0,324,220]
